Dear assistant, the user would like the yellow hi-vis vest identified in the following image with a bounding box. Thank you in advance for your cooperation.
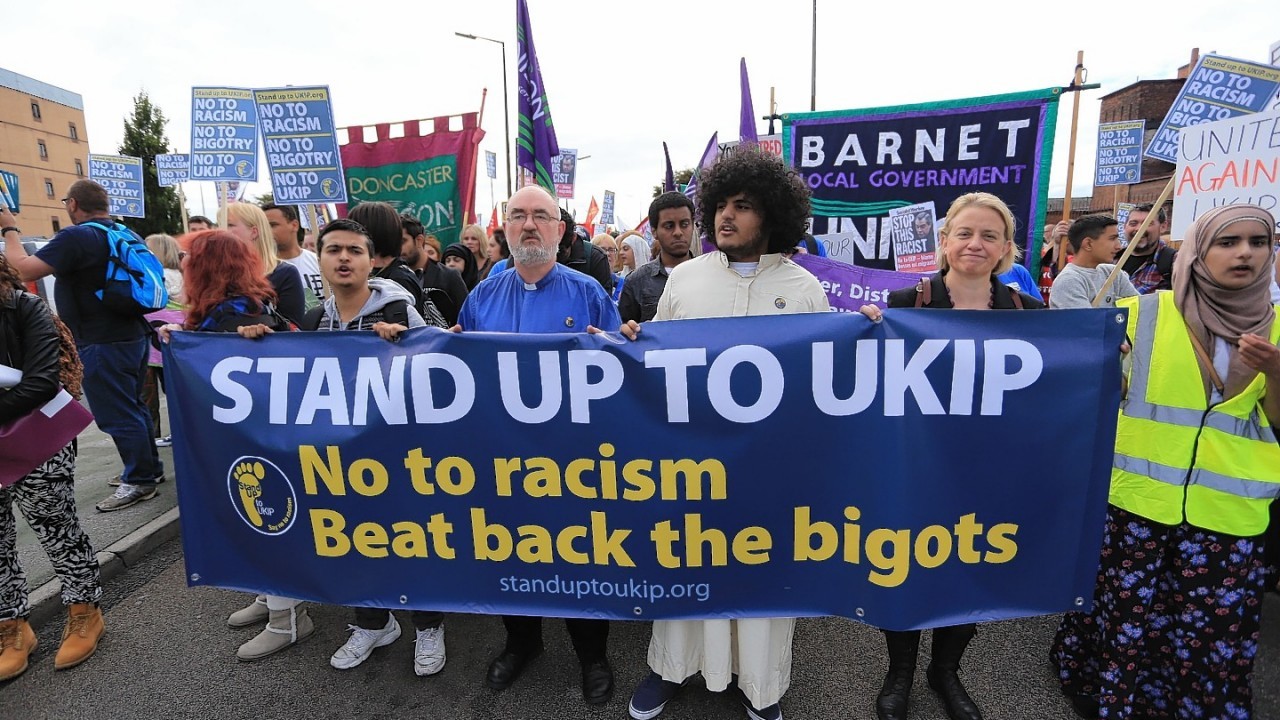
[1111,291,1280,536]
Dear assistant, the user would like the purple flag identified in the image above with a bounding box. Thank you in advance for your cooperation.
[516,0,560,191]
[739,57,758,144]
[662,142,675,192]
[683,132,719,203]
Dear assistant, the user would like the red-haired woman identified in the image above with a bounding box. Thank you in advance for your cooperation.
[156,230,307,660]
[172,230,292,334]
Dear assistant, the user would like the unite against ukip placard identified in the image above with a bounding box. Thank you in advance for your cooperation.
[254,86,347,205]
[1145,54,1280,164]
[1093,120,1144,187]
[156,153,191,187]
[88,154,145,218]
[190,87,259,182]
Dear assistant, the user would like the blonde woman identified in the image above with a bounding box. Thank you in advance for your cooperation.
[460,224,492,280]
[142,234,185,447]
[217,203,305,323]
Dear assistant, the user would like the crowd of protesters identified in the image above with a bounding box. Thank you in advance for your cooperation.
[0,141,1278,720]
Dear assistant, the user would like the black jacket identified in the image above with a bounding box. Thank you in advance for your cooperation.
[887,272,1045,310]
[558,237,614,294]
[0,291,62,424]
[417,261,469,327]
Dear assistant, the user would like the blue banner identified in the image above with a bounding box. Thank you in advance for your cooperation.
[1145,54,1280,164]
[601,190,615,225]
[254,86,347,205]
[190,87,259,181]
[88,154,145,218]
[784,89,1060,271]
[1094,120,1144,187]
[165,311,1124,631]
[156,153,190,187]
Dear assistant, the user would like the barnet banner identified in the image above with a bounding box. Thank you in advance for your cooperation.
[164,310,1125,632]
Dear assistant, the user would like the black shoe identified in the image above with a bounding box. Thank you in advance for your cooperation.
[485,645,542,690]
[926,665,982,720]
[581,658,614,705]
[1063,689,1099,720]
[875,668,913,720]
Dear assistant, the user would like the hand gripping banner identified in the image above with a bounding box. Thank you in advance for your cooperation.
[165,309,1124,631]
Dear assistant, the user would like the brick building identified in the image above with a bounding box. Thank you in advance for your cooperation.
[1045,50,1202,225]
[0,68,89,238]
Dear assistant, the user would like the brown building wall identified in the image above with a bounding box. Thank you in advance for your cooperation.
[1051,51,1205,227]
[0,82,89,238]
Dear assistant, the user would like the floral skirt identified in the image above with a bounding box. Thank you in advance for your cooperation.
[1051,505,1265,719]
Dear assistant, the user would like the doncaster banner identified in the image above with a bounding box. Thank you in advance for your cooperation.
[165,311,1123,631]
[785,89,1060,271]
[338,115,485,246]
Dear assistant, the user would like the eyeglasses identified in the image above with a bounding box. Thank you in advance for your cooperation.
[507,211,557,226]
[599,247,618,254]
[60,197,69,204]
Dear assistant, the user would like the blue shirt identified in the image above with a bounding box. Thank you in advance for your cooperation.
[997,263,1044,302]
[458,263,621,333]
[35,219,149,344]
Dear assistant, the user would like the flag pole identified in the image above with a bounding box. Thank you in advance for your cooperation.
[1090,177,1173,307]
[1053,51,1102,271]
[177,184,190,234]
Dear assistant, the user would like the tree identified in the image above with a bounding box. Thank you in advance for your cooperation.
[118,91,183,237]
[652,168,695,198]
[250,191,275,207]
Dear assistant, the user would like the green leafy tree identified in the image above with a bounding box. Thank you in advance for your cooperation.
[250,191,275,207]
[652,168,695,198]
[118,91,183,237]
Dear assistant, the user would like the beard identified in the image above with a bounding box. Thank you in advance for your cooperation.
[509,239,556,266]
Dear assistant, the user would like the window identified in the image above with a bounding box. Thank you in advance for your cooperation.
[37,140,48,159]
[75,159,84,176]
[45,180,55,197]
[52,218,61,232]
[30,101,41,120]
[69,122,79,141]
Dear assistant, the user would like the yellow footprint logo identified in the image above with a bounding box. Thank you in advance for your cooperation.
[235,461,266,527]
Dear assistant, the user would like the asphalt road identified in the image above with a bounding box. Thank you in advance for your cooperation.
[8,537,1280,720]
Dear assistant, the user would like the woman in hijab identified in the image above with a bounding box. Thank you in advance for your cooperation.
[441,243,479,290]
[1052,203,1280,720]
[619,235,652,279]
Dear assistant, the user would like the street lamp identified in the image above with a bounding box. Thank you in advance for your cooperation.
[456,31,513,199]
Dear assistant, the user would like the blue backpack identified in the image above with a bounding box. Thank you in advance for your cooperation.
[83,221,168,314]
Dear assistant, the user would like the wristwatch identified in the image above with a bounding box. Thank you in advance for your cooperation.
[1,227,20,236]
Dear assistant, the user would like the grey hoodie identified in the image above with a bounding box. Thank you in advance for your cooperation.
[316,278,428,331]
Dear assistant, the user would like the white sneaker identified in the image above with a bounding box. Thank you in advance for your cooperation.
[413,624,446,676]
[330,614,401,670]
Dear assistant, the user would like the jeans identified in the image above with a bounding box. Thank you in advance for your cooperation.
[78,336,164,485]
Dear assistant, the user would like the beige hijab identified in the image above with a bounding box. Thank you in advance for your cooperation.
[1172,204,1277,399]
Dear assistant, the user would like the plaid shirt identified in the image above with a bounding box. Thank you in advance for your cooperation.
[1127,242,1172,294]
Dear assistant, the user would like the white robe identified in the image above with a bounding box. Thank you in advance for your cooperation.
[647,250,829,709]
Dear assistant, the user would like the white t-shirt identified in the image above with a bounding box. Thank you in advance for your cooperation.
[280,249,325,303]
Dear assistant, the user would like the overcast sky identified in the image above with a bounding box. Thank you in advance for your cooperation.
[8,0,1278,225]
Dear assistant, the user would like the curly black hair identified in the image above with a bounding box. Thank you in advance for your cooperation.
[696,143,811,255]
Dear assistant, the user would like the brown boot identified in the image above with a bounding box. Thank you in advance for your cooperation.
[55,603,105,670]
[0,618,37,681]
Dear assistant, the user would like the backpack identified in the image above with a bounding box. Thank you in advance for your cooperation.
[83,221,168,314]
[300,299,408,331]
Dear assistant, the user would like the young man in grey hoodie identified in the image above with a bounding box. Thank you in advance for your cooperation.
[306,218,445,332]
[233,218,448,667]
